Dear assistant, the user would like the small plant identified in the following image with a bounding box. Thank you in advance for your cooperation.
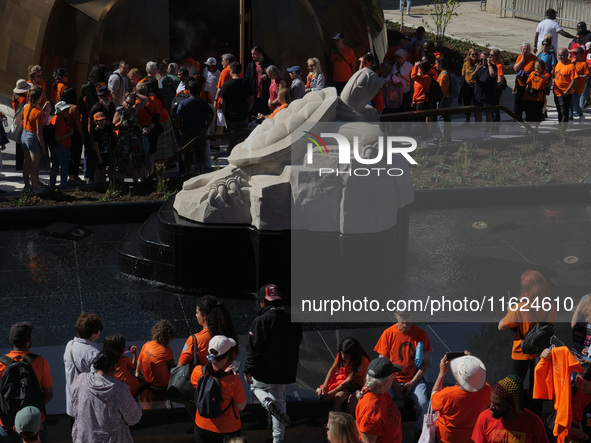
[155,163,169,195]
[16,190,33,207]
[97,182,122,202]
[427,0,461,47]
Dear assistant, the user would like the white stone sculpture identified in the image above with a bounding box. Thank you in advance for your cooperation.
[173,68,414,233]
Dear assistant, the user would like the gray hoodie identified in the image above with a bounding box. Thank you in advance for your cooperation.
[72,372,142,443]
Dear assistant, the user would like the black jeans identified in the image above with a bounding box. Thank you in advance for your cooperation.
[554,94,573,123]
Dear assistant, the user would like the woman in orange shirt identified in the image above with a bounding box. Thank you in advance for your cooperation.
[27,65,47,104]
[318,337,370,413]
[524,60,551,124]
[191,335,246,443]
[21,85,50,193]
[51,68,69,104]
[258,88,291,120]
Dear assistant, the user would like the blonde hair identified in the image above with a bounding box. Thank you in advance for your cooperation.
[307,57,322,77]
[27,65,42,82]
[327,411,359,443]
[277,88,292,105]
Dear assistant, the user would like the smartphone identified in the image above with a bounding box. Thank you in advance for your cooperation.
[445,352,465,361]
[230,360,241,374]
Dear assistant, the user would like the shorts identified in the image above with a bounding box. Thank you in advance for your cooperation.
[21,129,42,153]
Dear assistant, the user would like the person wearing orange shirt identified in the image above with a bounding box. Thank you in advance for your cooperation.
[191,335,246,443]
[435,57,452,144]
[553,48,579,123]
[137,319,175,409]
[431,354,491,443]
[570,47,590,120]
[27,65,47,104]
[0,322,53,443]
[355,358,403,443]
[410,60,434,113]
[524,60,551,123]
[513,43,538,120]
[49,101,74,189]
[472,375,549,443]
[331,32,357,94]
[21,85,50,193]
[103,334,141,396]
[490,48,505,129]
[498,270,556,416]
[50,68,69,104]
[374,311,431,439]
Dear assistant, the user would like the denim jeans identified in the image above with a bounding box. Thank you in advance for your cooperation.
[49,143,70,188]
[251,378,287,443]
[390,378,428,432]
[400,0,411,13]
[571,92,584,118]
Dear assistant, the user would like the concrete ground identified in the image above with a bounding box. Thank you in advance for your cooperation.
[381,0,578,53]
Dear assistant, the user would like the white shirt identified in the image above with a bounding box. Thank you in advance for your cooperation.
[63,337,99,417]
[536,18,562,50]
[204,69,221,99]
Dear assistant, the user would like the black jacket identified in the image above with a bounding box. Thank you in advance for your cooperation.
[245,56,274,98]
[244,306,302,384]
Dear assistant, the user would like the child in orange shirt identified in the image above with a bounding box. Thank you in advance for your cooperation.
[524,61,551,123]
[410,60,435,112]
[318,338,370,413]
[103,333,142,396]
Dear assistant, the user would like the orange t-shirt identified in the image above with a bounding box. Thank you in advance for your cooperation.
[502,301,557,360]
[191,365,246,433]
[331,45,356,82]
[217,67,232,90]
[327,354,370,389]
[115,354,139,396]
[496,63,505,88]
[554,61,578,96]
[374,324,431,384]
[137,97,161,127]
[515,53,538,86]
[268,103,288,119]
[410,65,433,104]
[438,70,451,98]
[524,72,550,102]
[0,351,52,426]
[51,114,72,148]
[22,104,45,133]
[432,384,492,443]
[178,328,212,367]
[51,81,67,104]
[573,60,590,95]
[355,391,402,443]
[137,340,174,387]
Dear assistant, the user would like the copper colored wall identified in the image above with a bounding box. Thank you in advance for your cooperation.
[0,0,169,101]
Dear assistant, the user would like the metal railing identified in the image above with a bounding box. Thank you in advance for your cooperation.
[499,0,591,27]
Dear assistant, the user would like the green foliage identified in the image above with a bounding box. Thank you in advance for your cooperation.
[97,182,122,202]
[428,0,461,48]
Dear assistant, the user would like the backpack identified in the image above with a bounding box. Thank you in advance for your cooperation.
[447,72,462,102]
[428,76,443,107]
[194,366,236,419]
[520,322,554,354]
[0,354,44,428]
[171,90,190,116]
[43,120,57,148]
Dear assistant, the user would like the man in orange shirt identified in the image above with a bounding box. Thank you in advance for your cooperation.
[0,322,53,443]
[570,47,590,120]
[330,32,357,94]
[554,48,578,123]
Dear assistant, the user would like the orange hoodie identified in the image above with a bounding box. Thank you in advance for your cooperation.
[534,346,583,442]
[410,64,432,104]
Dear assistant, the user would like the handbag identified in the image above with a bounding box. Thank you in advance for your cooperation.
[418,397,438,443]
[6,105,25,143]
[166,334,197,403]
[521,322,554,354]
[527,87,539,97]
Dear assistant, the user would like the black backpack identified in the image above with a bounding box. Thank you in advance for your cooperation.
[0,354,44,428]
[428,76,443,107]
[171,90,190,115]
[195,366,236,419]
[521,322,554,354]
[43,122,57,148]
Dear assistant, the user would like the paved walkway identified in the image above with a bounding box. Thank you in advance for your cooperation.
[381,0,577,53]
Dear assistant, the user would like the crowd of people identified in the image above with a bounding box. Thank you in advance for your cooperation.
[3,17,590,193]
[3,272,591,442]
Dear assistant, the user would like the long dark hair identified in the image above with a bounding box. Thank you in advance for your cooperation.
[196,296,239,346]
[337,338,369,373]
[93,350,119,373]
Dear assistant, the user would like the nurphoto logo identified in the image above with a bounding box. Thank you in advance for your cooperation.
[304,132,418,176]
